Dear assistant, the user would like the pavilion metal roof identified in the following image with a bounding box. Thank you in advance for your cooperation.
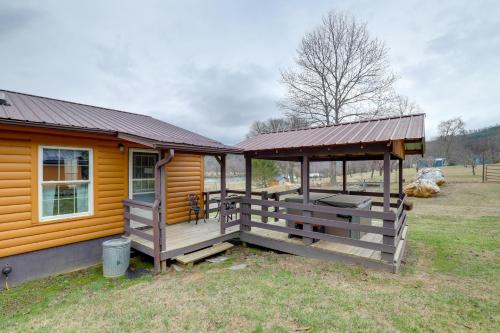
[0,89,241,154]
[236,114,425,154]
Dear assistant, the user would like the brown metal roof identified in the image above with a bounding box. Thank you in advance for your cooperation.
[0,90,241,154]
[236,114,425,153]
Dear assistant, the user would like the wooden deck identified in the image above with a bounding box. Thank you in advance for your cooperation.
[243,220,383,260]
[127,218,240,260]
[127,217,407,272]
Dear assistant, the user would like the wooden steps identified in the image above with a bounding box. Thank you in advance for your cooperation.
[175,242,234,266]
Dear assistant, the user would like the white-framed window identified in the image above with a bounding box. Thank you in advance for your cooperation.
[129,148,158,203]
[39,146,93,221]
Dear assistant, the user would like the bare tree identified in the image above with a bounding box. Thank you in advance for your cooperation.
[247,115,308,182]
[280,11,396,125]
[279,10,396,184]
[247,115,307,138]
[392,94,422,116]
[437,117,466,162]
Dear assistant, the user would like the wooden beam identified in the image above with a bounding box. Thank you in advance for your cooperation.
[247,142,390,159]
[391,140,405,159]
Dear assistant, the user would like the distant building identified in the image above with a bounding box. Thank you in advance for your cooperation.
[271,175,288,186]
[434,158,447,167]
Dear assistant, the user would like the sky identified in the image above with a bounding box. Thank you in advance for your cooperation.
[1,0,499,144]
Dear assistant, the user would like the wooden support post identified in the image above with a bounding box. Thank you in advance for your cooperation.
[220,154,227,234]
[382,150,395,262]
[342,160,347,193]
[242,156,252,231]
[261,191,268,223]
[160,155,167,250]
[398,158,404,199]
[302,154,313,245]
[124,204,131,236]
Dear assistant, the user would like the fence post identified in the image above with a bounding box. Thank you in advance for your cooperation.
[204,191,210,219]
[274,193,280,222]
[482,161,486,183]
[261,191,268,223]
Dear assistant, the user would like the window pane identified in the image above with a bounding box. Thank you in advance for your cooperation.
[60,149,77,181]
[58,184,75,215]
[132,179,155,193]
[133,192,155,203]
[43,149,60,181]
[132,152,157,179]
[42,184,58,217]
[131,152,157,203]
[75,183,89,213]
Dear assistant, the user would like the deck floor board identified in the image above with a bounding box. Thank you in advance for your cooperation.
[247,220,383,262]
[127,218,239,254]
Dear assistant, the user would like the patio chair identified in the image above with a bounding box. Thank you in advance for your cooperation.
[188,193,205,224]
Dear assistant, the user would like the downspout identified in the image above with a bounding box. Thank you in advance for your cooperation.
[155,148,174,252]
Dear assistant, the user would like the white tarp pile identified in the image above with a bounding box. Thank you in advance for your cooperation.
[404,168,445,198]
[415,168,446,186]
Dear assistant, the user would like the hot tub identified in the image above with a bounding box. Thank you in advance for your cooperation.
[284,193,372,239]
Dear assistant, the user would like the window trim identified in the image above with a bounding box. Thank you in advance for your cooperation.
[128,148,159,202]
[38,145,94,222]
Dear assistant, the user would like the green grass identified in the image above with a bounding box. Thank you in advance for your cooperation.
[1,166,499,332]
[409,215,499,279]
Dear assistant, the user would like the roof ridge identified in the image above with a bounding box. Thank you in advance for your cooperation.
[0,89,153,118]
[258,113,425,135]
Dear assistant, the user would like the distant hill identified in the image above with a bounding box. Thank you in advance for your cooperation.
[466,125,500,140]
[425,124,500,164]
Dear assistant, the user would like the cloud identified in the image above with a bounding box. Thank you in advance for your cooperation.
[0,4,39,37]
[0,0,499,144]
[138,64,282,144]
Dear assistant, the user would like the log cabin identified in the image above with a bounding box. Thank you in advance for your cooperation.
[0,90,240,287]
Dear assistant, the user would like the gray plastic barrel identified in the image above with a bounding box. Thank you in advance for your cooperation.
[102,238,131,277]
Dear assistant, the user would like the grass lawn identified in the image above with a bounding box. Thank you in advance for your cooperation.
[1,166,499,332]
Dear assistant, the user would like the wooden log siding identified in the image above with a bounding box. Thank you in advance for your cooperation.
[0,128,131,258]
[165,153,205,224]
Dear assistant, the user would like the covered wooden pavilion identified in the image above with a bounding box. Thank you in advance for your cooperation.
[232,113,425,272]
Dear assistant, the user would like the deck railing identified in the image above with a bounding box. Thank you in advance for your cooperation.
[203,189,301,223]
[231,189,408,266]
[123,199,163,273]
